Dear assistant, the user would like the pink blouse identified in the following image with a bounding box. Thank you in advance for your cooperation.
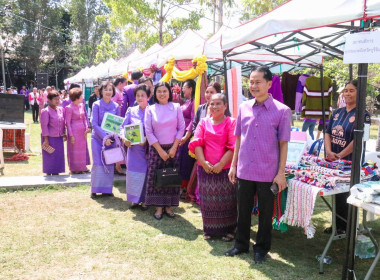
[189,116,236,169]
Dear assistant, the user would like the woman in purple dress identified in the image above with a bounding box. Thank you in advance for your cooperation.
[178,79,196,196]
[90,82,120,198]
[65,87,91,174]
[144,82,186,220]
[40,90,66,175]
[120,84,150,209]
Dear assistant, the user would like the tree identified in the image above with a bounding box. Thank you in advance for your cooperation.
[103,0,204,50]
[240,0,287,21]
[69,0,116,68]
[95,33,117,63]
[199,0,233,32]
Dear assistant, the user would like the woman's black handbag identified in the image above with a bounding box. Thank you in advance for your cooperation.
[154,161,181,188]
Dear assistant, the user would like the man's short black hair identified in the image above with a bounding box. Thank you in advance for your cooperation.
[250,66,273,82]
[131,71,143,81]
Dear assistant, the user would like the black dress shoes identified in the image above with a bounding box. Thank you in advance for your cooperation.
[224,247,249,257]
[254,252,267,264]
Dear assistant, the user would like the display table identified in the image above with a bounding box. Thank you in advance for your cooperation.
[0,122,26,153]
[348,196,380,280]
[282,179,350,274]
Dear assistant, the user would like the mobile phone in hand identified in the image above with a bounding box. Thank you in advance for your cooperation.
[270,183,279,195]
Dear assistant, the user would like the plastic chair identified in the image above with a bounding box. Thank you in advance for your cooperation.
[0,128,4,175]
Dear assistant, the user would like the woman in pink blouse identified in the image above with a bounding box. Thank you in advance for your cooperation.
[189,93,237,241]
[65,87,91,174]
[144,81,186,220]
[40,90,66,175]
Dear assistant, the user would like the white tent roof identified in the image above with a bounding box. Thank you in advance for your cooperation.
[222,0,380,51]
[129,43,163,71]
[109,49,142,77]
[97,58,117,79]
[157,29,205,67]
[204,25,323,65]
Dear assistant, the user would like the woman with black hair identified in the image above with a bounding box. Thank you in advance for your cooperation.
[324,79,371,234]
[120,84,151,209]
[144,81,186,220]
[90,81,120,198]
[179,79,196,194]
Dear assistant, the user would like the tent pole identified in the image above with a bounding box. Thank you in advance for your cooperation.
[223,51,229,93]
[349,64,353,80]
[223,51,232,116]
[342,63,368,280]
[320,65,326,142]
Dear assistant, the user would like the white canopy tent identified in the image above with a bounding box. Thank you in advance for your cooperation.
[128,43,163,71]
[108,49,142,77]
[203,25,324,76]
[221,0,379,52]
[97,58,117,79]
[157,29,205,67]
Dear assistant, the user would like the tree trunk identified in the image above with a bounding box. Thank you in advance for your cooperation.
[217,0,223,30]
[159,0,164,45]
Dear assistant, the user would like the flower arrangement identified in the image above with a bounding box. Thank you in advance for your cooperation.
[171,84,181,102]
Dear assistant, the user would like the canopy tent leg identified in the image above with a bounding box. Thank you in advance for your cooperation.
[342,62,368,280]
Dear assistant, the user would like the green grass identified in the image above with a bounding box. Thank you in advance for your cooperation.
[0,185,379,279]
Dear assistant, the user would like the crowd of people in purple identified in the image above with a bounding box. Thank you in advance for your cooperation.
[5,64,366,264]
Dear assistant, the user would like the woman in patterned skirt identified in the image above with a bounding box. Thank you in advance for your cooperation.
[189,93,237,241]
[144,82,185,220]
[120,84,150,210]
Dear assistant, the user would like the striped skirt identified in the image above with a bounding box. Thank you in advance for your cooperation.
[145,144,180,207]
[198,167,238,235]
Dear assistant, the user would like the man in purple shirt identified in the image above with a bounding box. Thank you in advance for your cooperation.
[120,70,143,117]
[225,66,291,264]
[20,85,30,111]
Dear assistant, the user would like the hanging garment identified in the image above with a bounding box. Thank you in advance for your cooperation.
[295,74,310,113]
[301,76,333,119]
[281,72,300,110]
[268,75,284,103]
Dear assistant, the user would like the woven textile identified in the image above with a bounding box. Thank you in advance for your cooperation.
[145,144,181,207]
[197,167,237,235]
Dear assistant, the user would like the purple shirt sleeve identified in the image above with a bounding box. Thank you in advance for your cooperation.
[40,109,49,136]
[65,106,73,137]
[144,106,159,145]
[278,108,292,141]
[91,103,107,140]
[186,102,195,131]
[120,107,132,135]
[176,105,186,140]
[234,104,242,137]
[121,90,128,118]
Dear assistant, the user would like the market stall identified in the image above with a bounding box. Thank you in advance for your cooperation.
[220,0,380,277]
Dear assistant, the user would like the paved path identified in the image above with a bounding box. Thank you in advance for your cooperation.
[0,173,125,189]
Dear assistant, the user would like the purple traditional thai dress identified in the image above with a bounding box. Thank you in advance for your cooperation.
[91,99,120,194]
[179,98,195,182]
[40,106,66,174]
[65,103,90,172]
[144,102,185,206]
[120,106,148,203]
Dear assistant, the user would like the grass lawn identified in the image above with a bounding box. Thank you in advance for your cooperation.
[0,184,379,279]
[1,113,379,279]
